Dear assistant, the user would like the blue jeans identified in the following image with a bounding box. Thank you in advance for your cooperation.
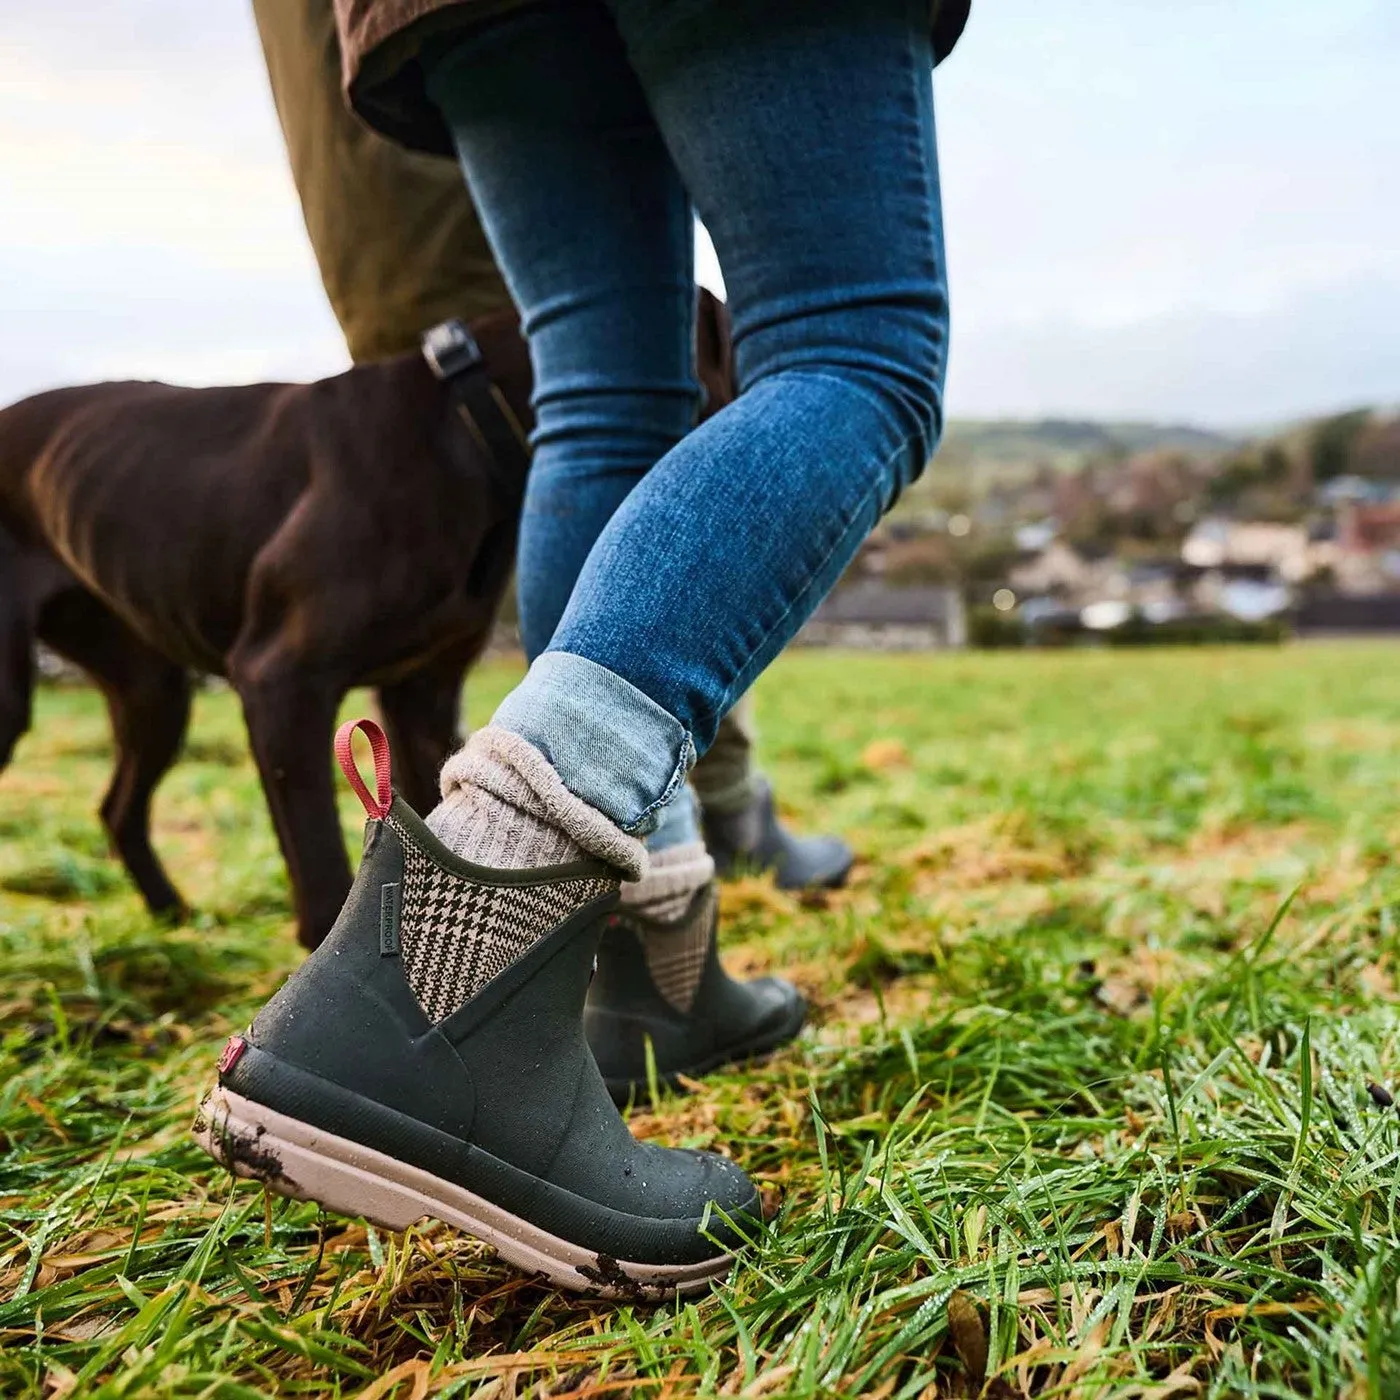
[427,0,948,833]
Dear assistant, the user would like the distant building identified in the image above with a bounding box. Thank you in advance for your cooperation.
[1215,576,1292,621]
[1124,561,1182,614]
[1333,502,1400,594]
[1317,475,1398,507]
[1013,519,1057,553]
[1338,502,1400,553]
[1180,518,1312,581]
[799,582,966,649]
[1008,541,1127,603]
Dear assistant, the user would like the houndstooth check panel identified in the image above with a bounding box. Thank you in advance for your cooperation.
[389,817,613,1024]
[623,884,716,1015]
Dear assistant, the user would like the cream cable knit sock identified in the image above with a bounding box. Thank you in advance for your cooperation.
[427,725,647,880]
[620,840,715,923]
[617,841,717,1013]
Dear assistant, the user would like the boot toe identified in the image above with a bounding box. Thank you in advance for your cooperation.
[741,975,807,1039]
[773,832,854,890]
[623,1140,761,1238]
[691,971,806,1078]
[687,1149,763,1247]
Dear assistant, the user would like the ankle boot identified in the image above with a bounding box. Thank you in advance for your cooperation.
[702,777,853,890]
[585,882,806,1105]
[194,721,760,1299]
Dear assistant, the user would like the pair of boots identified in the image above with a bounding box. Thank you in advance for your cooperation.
[195,721,843,1299]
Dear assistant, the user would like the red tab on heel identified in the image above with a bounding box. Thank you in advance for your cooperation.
[335,718,393,819]
[216,1035,247,1077]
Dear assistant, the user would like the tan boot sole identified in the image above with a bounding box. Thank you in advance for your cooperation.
[193,1086,735,1300]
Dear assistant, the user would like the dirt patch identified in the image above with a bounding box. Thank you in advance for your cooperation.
[198,1109,295,1189]
[1302,719,1400,753]
[899,816,1083,891]
[572,1253,683,1303]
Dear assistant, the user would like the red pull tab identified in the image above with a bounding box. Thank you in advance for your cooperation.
[334,718,392,819]
[216,1034,247,1077]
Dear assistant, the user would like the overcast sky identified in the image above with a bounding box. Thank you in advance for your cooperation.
[2,1,1396,426]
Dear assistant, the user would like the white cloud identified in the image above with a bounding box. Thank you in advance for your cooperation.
[0,2,347,395]
[949,274,1400,425]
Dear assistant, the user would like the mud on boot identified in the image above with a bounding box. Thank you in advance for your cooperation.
[193,720,760,1300]
[584,882,806,1105]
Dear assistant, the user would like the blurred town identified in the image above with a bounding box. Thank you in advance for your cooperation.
[800,403,1400,648]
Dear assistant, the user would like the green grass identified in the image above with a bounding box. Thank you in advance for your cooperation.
[5,643,1400,1398]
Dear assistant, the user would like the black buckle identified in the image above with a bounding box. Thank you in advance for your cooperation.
[421,319,485,381]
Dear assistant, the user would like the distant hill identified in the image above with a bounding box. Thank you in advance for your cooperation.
[900,410,1398,514]
[934,418,1239,482]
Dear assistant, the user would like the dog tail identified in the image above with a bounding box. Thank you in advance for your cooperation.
[0,524,34,771]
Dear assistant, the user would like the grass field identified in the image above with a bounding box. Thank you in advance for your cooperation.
[5,643,1400,1398]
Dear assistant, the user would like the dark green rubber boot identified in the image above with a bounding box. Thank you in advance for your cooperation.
[702,777,854,890]
[194,729,759,1300]
[585,883,806,1105]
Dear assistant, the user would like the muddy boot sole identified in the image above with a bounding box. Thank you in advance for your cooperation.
[195,1085,736,1301]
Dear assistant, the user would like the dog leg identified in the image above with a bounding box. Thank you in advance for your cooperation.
[0,643,31,773]
[101,668,192,918]
[376,658,469,817]
[0,532,36,771]
[38,590,191,915]
[0,605,33,774]
[232,659,350,950]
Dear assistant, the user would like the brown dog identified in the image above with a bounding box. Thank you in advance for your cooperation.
[0,293,734,949]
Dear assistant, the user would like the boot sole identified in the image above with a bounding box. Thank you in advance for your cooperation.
[602,992,808,1105]
[193,1086,736,1300]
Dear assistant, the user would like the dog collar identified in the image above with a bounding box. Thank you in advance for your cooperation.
[422,319,530,500]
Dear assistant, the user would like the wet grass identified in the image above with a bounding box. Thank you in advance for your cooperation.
[4,643,1400,1397]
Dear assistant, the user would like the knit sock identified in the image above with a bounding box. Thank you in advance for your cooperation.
[618,852,717,1014]
[616,789,717,1012]
[622,786,711,917]
[691,695,761,815]
[621,839,715,924]
[427,725,646,878]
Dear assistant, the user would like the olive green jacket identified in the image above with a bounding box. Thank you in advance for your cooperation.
[252,0,511,362]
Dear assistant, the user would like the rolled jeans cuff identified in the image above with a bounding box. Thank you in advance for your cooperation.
[491,650,695,835]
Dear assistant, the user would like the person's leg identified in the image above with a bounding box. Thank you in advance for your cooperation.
[423,3,710,885]
[196,3,759,1298]
[439,0,945,840]
[420,9,698,668]
[692,696,855,890]
[417,0,941,1093]
[420,11,732,1056]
